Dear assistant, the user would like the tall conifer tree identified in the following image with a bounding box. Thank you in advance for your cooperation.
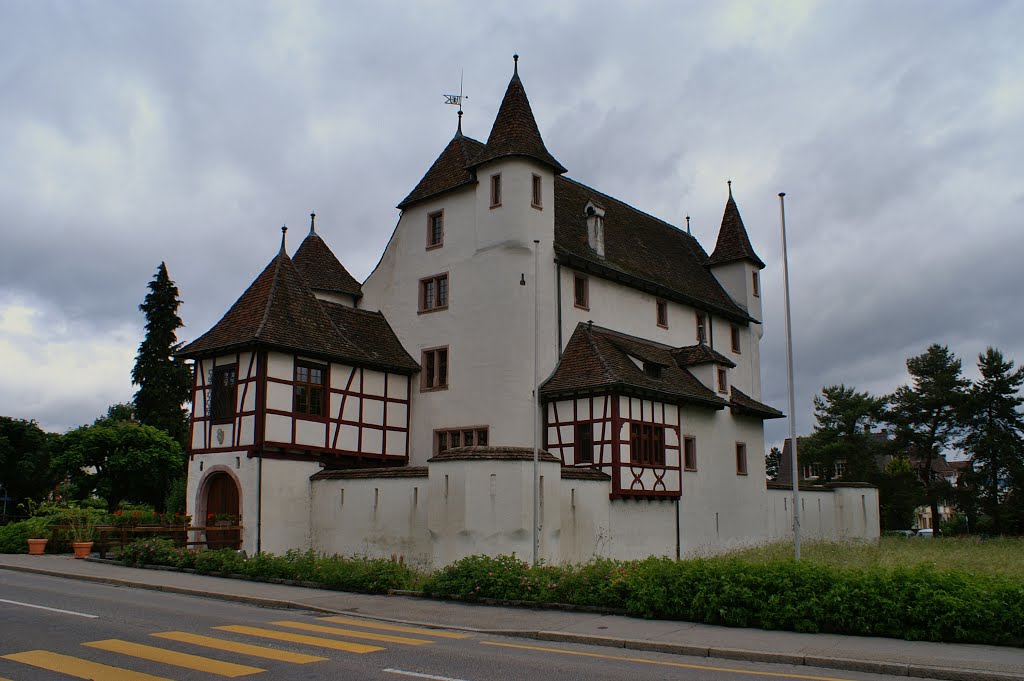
[132,262,191,447]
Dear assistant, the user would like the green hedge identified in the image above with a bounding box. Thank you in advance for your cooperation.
[0,517,57,553]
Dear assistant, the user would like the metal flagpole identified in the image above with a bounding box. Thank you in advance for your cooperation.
[779,192,801,561]
[532,239,541,565]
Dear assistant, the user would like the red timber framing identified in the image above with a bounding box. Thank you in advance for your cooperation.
[544,392,682,500]
[189,352,259,456]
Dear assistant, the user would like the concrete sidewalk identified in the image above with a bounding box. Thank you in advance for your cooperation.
[1,553,1020,681]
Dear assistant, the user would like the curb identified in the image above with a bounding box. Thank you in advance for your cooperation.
[1,562,1021,681]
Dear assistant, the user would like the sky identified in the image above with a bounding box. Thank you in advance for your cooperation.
[1,1,1022,451]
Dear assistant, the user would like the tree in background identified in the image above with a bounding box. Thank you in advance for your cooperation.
[877,455,925,530]
[887,344,969,535]
[960,348,1024,534]
[0,417,56,510]
[800,385,886,483]
[96,402,136,426]
[132,262,192,448]
[765,446,782,481]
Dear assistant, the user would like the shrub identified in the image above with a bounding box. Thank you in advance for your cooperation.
[0,517,54,553]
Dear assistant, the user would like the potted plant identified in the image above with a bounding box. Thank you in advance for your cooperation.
[59,507,102,559]
[26,517,50,555]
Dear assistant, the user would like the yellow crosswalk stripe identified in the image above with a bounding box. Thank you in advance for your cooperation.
[215,625,383,653]
[2,650,172,680]
[270,620,431,645]
[151,631,327,664]
[321,616,473,639]
[83,639,264,678]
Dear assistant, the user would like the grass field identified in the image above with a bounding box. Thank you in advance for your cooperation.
[724,536,1024,578]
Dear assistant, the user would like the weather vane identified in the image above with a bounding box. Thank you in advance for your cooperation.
[443,69,468,113]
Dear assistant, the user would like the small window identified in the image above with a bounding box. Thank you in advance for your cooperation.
[427,211,443,249]
[209,365,237,422]
[731,325,741,354]
[717,367,728,393]
[490,173,502,208]
[683,436,697,471]
[419,273,449,312]
[436,426,488,453]
[643,362,662,379]
[656,299,668,328]
[736,442,748,475]
[629,423,666,465]
[752,271,760,297]
[575,422,593,463]
[574,275,589,310]
[531,174,543,209]
[294,360,326,417]
[422,347,449,390]
[696,313,707,344]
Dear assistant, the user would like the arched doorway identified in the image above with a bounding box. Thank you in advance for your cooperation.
[204,472,240,550]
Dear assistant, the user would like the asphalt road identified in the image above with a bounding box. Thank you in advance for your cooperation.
[0,571,913,681]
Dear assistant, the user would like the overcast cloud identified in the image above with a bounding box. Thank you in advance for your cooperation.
[2,1,1022,449]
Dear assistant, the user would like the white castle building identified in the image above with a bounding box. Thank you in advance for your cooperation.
[179,57,879,566]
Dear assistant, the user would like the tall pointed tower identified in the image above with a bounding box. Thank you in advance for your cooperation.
[707,181,765,321]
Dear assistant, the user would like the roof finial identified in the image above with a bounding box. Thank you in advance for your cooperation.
[309,212,316,234]
[513,53,519,77]
[685,214,691,235]
[280,225,287,252]
[456,109,463,136]
[727,179,733,198]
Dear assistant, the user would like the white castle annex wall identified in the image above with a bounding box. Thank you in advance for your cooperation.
[766,485,880,543]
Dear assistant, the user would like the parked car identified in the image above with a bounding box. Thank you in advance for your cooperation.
[915,528,934,538]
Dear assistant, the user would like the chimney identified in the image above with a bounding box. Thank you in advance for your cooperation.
[585,200,605,257]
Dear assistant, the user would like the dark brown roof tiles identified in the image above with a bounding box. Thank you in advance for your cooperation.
[673,343,737,368]
[729,386,785,420]
[319,302,419,373]
[707,187,765,269]
[293,229,363,297]
[398,132,485,209]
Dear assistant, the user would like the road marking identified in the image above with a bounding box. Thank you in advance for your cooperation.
[215,625,383,653]
[0,597,98,618]
[383,669,475,681]
[83,639,265,677]
[271,620,432,645]
[480,642,863,681]
[151,631,327,664]
[323,616,472,639]
[2,650,171,680]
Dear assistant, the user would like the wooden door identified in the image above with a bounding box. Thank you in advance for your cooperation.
[205,472,240,549]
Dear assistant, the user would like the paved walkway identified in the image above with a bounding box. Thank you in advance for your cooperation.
[1,553,1020,681]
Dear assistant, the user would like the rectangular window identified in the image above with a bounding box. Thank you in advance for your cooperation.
[629,423,666,465]
[644,362,662,379]
[656,299,668,328]
[696,313,707,344]
[490,173,502,207]
[419,273,449,312]
[421,347,449,390]
[294,360,326,417]
[736,442,748,475]
[683,436,697,471]
[752,271,760,297]
[573,275,589,310]
[575,422,593,463]
[731,325,741,354]
[717,367,728,393]
[427,211,443,249]
[436,426,488,454]
[209,365,237,423]
[531,174,542,208]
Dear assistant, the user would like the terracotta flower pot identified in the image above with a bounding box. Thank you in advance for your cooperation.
[72,541,93,559]
[27,538,47,556]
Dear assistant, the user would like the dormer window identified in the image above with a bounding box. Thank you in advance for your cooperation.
[584,200,605,257]
[644,362,663,379]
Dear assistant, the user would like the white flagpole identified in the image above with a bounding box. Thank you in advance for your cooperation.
[779,192,801,561]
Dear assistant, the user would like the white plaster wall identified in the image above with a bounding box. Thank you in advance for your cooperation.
[311,476,431,566]
[606,499,679,559]
[559,478,612,562]
[765,486,880,543]
[258,458,320,555]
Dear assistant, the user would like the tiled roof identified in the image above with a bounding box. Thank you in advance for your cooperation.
[319,302,420,373]
[398,130,486,209]
[673,343,736,369]
[553,177,754,323]
[540,323,728,409]
[292,229,363,297]
[310,466,428,480]
[707,187,765,269]
[428,446,561,463]
[561,467,611,481]
[729,387,785,420]
[467,63,566,174]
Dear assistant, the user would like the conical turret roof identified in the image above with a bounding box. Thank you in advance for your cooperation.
[398,123,485,209]
[467,57,566,174]
[707,184,765,269]
[292,226,363,298]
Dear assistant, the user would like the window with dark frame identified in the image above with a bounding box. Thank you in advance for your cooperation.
[683,436,697,471]
[490,173,502,207]
[575,422,593,463]
[209,365,237,422]
[436,426,488,454]
[717,367,728,393]
[696,313,707,344]
[736,442,748,475]
[629,423,666,466]
[427,211,443,248]
[752,271,760,297]
[643,362,662,379]
[731,325,741,353]
[531,174,542,208]
[421,347,449,390]
[419,273,449,312]
[573,275,588,309]
[294,360,326,417]
[656,299,668,328]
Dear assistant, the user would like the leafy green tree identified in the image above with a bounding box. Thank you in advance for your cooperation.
[50,421,183,511]
[765,446,782,481]
[887,344,969,535]
[877,455,925,530]
[0,417,55,509]
[799,385,886,483]
[960,348,1024,534]
[132,262,192,448]
[95,402,136,426]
